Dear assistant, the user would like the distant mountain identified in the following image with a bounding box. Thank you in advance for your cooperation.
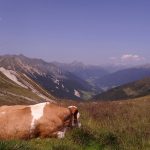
[101,64,132,73]
[54,61,109,93]
[94,77,150,101]
[0,55,92,100]
[54,61,109,80]
[95,67,150,90]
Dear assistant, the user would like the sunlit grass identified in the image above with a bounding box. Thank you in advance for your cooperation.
[0,96,149,149]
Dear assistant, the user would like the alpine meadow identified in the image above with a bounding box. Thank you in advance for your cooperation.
[0,0,150,150]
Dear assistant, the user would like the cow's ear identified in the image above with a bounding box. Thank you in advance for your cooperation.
[68,106,78,114]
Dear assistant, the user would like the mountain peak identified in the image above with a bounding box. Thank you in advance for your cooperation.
[70,61,85,66]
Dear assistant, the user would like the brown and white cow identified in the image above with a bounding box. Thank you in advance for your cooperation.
[0,102,81,140]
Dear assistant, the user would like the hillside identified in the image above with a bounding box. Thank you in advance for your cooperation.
[0,96,149,150]
[94,77,150,100]
[0,69,55,105]
[0,55,92,100]
[95,67,150,90]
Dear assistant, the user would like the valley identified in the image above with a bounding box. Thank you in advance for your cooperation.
[0,54,150,149]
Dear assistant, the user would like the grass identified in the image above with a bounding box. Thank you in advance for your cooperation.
[0,72,54,105]
[0,72,40,104]
[0,96,150,150]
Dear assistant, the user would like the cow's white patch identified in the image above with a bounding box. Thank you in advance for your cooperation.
[30,103,47,131]
[57,128,66,139]
[77,112,80,119]
[68,106,81,128]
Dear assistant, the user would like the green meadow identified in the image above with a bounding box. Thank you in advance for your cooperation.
[0,96,149,150]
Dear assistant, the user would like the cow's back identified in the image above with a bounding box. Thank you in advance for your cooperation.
[0,105,32,139]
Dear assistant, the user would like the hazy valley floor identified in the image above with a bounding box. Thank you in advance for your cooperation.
[0,96,149,150]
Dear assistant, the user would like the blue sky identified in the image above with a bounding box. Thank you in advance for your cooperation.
[0,0,150,65]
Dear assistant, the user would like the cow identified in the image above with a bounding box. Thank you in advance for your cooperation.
[0,102,81,140]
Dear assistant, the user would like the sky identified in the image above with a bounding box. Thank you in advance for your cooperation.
[0,0,150,65]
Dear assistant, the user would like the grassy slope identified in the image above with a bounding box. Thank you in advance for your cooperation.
[20,73,55,100]
[94,77,150,101]
[0,96,149,150]
[0,72,50,105]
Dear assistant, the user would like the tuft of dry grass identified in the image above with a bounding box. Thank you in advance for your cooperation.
[61,96,150,149]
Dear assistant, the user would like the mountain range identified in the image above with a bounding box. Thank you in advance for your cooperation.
[0,54,150,102]
[95,67,150,90]
[54,61,109,81]
[0,55,92,101]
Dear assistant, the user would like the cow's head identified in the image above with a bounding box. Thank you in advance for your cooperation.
[68,106,81,128]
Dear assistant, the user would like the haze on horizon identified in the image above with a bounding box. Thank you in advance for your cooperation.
[0,0,150,66]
